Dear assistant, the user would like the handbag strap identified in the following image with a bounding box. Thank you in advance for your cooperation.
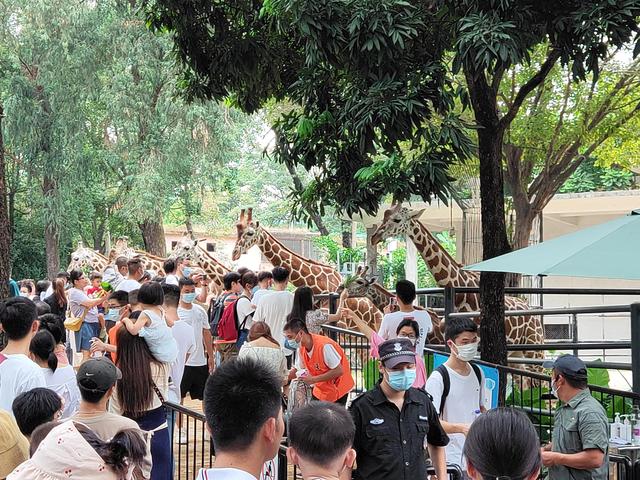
[151,381,166,404]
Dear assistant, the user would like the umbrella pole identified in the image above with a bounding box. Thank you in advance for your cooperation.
[631,303,640,396]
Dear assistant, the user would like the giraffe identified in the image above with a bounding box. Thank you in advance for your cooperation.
[339,266,444,344]
[370,204,545,367]
[67,243,110,273]
[169,238,231,294]
[113,237,166,274]
[232,208,382,330]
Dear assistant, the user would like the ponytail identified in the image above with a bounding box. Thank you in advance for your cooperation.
[30,330,58,373]
[76,424,147,478]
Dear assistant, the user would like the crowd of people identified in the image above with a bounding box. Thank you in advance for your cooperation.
[0,255,610,480]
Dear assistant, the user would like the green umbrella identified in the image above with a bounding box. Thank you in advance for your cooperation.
[464,210,640,280]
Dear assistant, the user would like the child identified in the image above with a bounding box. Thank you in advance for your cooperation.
[123,282,178,364]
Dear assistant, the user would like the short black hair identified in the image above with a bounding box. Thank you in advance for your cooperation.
[108,290,130,306]
[257,271,273,282]
[137,281,163,306]
[69,269,84,285]
[204,357,281,451]
[0,297,37,340]
[56,271,70,279]
[557,372,588,390]
[240,272,258,289]
[396,318,419,337]
[163,258,176,274]
[128,289,140,306]
[38,313,65,344]
[283,318,309,335]
[12,388,62,437]
[115,256,128,268]
[444,317,478,342]
[395,279,416,304]
[34,299,51,316]
[35,280,50,295]
[223,272,241,290]
[78,382,109,404]
[127,258,143,276]
[272,267,290,283]
[179,277,196,289]
[289,402,355,465]
[162,284,181,308]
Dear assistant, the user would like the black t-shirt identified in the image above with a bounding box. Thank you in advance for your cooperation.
[44,294,67,318]
[349,385,449,480]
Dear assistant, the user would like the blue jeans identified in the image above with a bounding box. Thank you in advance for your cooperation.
[75,322,100,352]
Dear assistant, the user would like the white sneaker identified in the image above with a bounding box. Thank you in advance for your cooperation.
[177,430,188,444]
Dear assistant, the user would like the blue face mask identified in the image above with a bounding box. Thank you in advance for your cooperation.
[183,267,193,278]
[182,292,197,303]
[285,338,300,351]
[387,368,416,391]
[105,308,120,321]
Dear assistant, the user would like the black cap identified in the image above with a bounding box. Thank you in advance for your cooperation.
[543,354,588,380]
[379,338,416,368]
[77,357,122,392]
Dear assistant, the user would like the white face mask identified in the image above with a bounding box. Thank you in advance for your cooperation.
[453,341,478,362]
[398,335,416,346]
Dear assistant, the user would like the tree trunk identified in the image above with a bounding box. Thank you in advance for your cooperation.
[43,176,60,279]
[185,215,195,240]
[466,71,510,371]
[341,220,352,248]
[139,214,166,256]
[285,162,330,235]
[0,106,11,297]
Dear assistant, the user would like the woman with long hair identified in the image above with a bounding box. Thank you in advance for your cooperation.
[238,322,287,384]
[29,330,80,418]
[111,327,171,480]
[44,278,67,319]
[287,286,348,335]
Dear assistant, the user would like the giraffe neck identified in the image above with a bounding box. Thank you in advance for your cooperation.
[256,229,342,293]
[366,283,392,312]
[195,247,230,290]
[407,220,477,288]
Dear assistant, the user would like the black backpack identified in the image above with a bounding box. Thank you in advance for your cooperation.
[208,292,233,336]
[435,363,482,415]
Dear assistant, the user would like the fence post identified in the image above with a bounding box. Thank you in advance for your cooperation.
[444,287,454,324]
[632,303,640,395]
[571,313,579,357]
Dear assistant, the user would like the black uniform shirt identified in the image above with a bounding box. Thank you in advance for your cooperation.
[349,385,449,480]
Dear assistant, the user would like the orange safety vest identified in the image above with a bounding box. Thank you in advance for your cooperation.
[300,334,354,402]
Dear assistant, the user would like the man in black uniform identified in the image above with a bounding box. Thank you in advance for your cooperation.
[350,338,448,480]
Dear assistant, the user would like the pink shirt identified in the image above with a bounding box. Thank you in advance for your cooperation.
[370,332,426,388]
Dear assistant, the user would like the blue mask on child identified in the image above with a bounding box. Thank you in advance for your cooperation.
[387,368,416,391]
[182,292,197,303]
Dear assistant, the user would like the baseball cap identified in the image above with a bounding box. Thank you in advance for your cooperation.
[542,354,588,380]
[379,338,416,368]
[77,357,122,392]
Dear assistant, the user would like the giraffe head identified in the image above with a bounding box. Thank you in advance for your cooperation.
[170,237,209,266]
[232,208,262,261]
[371,204,425,246]
[338,266,377,298]
[114,236,135,259]
[67,243,105,273]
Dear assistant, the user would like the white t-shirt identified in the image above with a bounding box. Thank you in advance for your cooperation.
[0,353,46,411]
[251,288,271,306]
[178,304,209,367]
[425,364,485,468]
[42,365,81,418]
[169,320,196,402]
[165,274,179,286]
[378,309,433,355]
[295,344,341,370]
[236,296,255,330]
[68,288,99,323]
[253,291,294,355]
[196,467,257,480]
[116,279,141,293]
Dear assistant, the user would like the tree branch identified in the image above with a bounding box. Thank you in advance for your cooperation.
[498,49,561,131]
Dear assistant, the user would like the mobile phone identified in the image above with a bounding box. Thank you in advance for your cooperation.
[389,297,398,312]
